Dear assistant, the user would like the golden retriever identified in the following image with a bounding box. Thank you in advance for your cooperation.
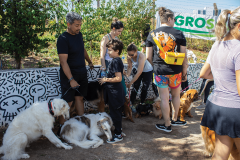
[178,89,198,121]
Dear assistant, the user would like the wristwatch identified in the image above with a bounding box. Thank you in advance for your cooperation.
[68,77,74,82]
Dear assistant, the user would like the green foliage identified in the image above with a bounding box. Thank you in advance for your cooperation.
[0,0,58,69]
[54,0,156,55]
[186,38,214,52]
[1,0,156,69]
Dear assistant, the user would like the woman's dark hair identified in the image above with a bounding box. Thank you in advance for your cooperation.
[127,42,138,52]
[159,7,174,23]
[106,39,124,55]
[111,18,124,29]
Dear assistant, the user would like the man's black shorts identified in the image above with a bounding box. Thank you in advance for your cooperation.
[60,71,88,102]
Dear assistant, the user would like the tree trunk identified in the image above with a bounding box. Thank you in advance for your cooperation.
[15,52,21,69]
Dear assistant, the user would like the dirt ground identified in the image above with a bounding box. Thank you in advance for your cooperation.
[0,101,212,160]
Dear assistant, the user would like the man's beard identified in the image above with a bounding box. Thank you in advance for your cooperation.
[68,27,79,35]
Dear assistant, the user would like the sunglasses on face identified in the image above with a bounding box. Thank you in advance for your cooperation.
[128,54,134,57]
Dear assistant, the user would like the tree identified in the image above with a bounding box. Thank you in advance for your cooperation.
[0,0,57,69]
[54,0,156,55]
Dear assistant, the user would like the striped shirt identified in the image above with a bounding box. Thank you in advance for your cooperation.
[207,39,240,108]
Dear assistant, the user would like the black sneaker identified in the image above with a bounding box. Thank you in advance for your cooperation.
[155,124,172,132]
[171,119,187,126]
[106,134,123,144]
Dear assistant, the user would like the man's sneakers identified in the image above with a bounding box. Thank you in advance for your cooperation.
[106,134,123,144]
[156,124,172,132]
[171,119,187,126]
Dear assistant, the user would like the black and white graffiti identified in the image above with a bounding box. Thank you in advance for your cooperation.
[0,63,203,127]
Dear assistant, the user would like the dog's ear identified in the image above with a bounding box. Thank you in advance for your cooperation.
[60,104,66,111]
[97,121,101,127]
[187,93,191,99]
[106,116,113,127]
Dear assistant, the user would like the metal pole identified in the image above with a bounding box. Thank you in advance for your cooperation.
[213,3,218,16]
[97,0,100,8]
[152,0,155,29]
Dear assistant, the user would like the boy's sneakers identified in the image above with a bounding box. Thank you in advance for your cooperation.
[171,119,187,126]
[155,124,172,133]
[107,134,123,144]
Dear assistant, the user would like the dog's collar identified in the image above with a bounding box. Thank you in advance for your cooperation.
[48,102,54,116]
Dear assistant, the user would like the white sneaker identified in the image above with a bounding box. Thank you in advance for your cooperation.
[106,134,123,144]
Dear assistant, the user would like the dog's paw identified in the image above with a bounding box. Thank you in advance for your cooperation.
[56,144,61,148]
[21,154,30,159]
[92,143,102,148]
[64,145,73,150]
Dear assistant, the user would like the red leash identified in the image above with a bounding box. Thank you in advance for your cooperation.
[169,77,202,101]
[181,77,201,93]
[128,89,131,107]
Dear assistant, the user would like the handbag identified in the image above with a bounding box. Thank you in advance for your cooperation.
[151,32,185,65]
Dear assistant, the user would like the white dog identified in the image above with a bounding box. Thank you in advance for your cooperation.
[60,112,113,149]
[187,49,197,63]
[0,98,72,160]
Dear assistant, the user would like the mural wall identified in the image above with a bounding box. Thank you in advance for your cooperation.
[0,63,203,127]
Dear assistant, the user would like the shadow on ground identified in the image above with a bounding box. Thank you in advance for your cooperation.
[0,101,211,160]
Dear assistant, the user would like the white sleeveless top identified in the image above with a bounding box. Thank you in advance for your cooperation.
[104,34,118,61]
[131,51,153,72]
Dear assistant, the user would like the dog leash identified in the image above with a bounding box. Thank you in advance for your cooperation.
[128,89,131,107]
[181,77,201,93]
[124,75,139,94]
[61,86,96,108]
[169,77,202,101]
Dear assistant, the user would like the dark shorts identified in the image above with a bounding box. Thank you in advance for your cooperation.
[201,100,240,138]
[60,71,88,102]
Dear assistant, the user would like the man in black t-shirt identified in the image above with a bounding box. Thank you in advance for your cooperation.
[57,12,93,131]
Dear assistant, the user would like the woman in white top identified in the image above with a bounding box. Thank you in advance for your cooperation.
[126,43,153,106]
[100,18,124,69]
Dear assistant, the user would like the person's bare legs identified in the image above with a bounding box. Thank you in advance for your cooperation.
[74,96,84,116]
[171,85,181,121]
[141,47,146,53]
[231,138,240,159]
[158,87,171,126]
[59,101,73,125]
[212,134,233,160]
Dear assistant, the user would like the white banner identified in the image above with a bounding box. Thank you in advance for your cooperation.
[156,12,218,41]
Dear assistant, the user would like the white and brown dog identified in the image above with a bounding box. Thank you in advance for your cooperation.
[60,112,114,149]
[0,98,72,160]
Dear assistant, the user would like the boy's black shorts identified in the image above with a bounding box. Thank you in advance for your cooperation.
[60,71,88,102]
